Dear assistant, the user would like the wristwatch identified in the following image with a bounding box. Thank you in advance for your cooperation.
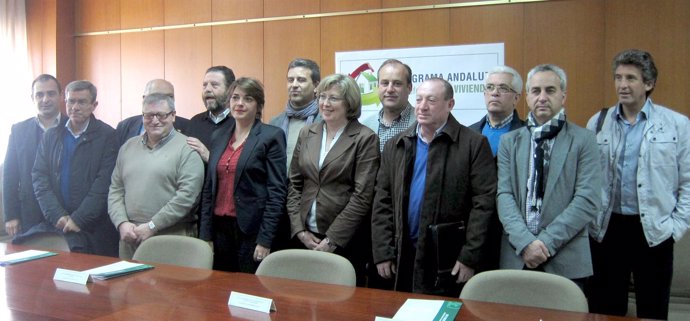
[324,237,337,250]
[147,221,156,231]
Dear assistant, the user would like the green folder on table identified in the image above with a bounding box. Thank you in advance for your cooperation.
[0,250,57,266]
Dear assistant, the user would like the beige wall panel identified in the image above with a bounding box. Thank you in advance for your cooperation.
[382,9,449,49]
[164,28,213,119]
[264,0,319,17]
[263,19,321,122]
[120,0,165,29]
[212,24,264,81]
[449,3,526,116]
[383,0,447,8]
[604,0,689,116]
[121,31,165,120]
[320,14,383,77]
[321,0,381,12]
[75,35,122,127]
[164,0,211,25]
[523,0,605,126]
[75,0,120,33]
[212,0,263,20]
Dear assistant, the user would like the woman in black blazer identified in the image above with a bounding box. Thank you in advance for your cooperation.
[199,77,287,272]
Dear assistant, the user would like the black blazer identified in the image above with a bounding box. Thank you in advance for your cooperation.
[115,114,190,147]
[199,119,288,248]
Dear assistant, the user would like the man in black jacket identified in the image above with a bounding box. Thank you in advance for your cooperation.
[32,80,119,256]
[3,74,67,240]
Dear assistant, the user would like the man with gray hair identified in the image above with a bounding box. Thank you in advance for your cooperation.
[270,58,321,169]
[497,64,601,287]
[32,80,119,256]
[470,65,526,156]
[108,93,204,259]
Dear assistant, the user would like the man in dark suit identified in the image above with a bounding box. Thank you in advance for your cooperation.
[115,79,189,147]
[32,80,119,256]
[4,74,67,240]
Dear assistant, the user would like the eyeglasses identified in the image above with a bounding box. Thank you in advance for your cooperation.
[484,84,517,94]
[317,94,344,104]
[66,98,92,107]
[143,111,174,121]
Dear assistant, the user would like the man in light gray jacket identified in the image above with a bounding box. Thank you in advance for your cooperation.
[586,49,690,320]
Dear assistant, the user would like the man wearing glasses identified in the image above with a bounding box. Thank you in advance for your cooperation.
[114,79,190,147]
[108,93,204,259]
[32,80,119,256]
[469,65,526,157]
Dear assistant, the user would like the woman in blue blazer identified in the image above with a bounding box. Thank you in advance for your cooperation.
[199,77,287,272]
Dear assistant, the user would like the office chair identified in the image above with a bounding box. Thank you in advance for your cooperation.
[14,232,70,252]
[460,269,589,313]
[133,235,213,269]
[255,249,356,286]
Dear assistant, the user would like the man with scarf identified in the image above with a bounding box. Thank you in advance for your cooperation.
[496,64,601,288]
[269,58,321,169]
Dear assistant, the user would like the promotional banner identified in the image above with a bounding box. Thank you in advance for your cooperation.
[335,43,504,125]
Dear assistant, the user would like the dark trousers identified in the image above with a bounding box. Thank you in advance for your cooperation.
[212,215,259,273]
[587,213,674,320]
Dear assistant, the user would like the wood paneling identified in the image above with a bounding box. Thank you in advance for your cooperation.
[263,19,321,121]
[164,28,213,119]
[449,3,526,116]
[523,0,605,126]
[43,0,687,127]
[75,0,120,33]
[120,0,165,29]
[164,0,211,25]
[120,31,165,119]
[320,14,383,77]
[75,35,122,126]
[264,0,319,17]
[382,10,449,49]
[383,0,447,8]
[321,0,381,12]
[211,23,264,81]
[212,0,263,21]
[604,0,690,116]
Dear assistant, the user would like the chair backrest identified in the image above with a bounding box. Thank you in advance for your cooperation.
[255,249,356,286]
[132,235,213,269]
[14,232,70,252]
[460,269,589,313]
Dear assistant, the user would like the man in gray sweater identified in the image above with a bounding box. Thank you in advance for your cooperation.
[108,93,204,259]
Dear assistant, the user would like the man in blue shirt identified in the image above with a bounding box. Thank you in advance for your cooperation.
[372,78,496,296]
[586,49,690,320]
[469,65,526,156]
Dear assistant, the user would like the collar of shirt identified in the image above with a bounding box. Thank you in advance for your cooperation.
[65,118,89,139]
[209,108,230,124]
[141,128,176,150]
[378,104,413,127]
[486,112,514,129]
[615,98,652,124]
[35,113,61,131]
[415,120,447,144]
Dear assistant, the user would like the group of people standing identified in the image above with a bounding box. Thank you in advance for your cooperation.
[3,49,688,320]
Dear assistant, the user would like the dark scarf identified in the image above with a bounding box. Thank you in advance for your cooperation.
[280,99,319,135]
[527,110,566,212]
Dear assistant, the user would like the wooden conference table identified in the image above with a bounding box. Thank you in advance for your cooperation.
[0,243,646,321]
